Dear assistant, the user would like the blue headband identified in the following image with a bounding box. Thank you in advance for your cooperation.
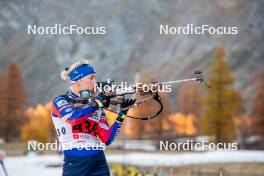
[69,64,96,82]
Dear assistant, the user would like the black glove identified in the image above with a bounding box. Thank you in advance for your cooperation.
[120,98,136,113]
[116,98,136,122]
[96,92,111,108]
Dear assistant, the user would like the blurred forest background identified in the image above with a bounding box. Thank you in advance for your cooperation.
[0,0,263,152]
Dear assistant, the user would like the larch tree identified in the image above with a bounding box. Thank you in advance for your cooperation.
[2,62,27,142]
[252,77,264,135]
[178,83,202,134]
[200,45,241,143]
[178,83,201,117]
[0,74,7,138]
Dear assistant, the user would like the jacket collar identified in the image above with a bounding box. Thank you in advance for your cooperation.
[67,91,79,98]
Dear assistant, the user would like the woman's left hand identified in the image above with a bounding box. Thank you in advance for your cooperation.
[96,92,111,108]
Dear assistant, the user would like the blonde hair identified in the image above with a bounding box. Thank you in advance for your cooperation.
[61,59,91,81]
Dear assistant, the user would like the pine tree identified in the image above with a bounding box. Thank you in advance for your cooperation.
[252,77,264,135]
[200,45,240,143]
[1,62,27,142]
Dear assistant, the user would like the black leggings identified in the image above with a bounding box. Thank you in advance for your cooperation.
[63,151,110,176]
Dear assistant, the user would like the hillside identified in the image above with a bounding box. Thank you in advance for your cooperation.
[0,0,263,112]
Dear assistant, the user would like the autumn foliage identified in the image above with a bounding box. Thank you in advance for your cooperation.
[21,103,55,143]
[164,113,197,135]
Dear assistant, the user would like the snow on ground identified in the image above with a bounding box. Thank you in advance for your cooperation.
[107,150,264,166]
[5,153,63,176]
[3,150,264,176]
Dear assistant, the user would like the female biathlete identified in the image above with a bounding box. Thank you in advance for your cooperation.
[51,59,135,176]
